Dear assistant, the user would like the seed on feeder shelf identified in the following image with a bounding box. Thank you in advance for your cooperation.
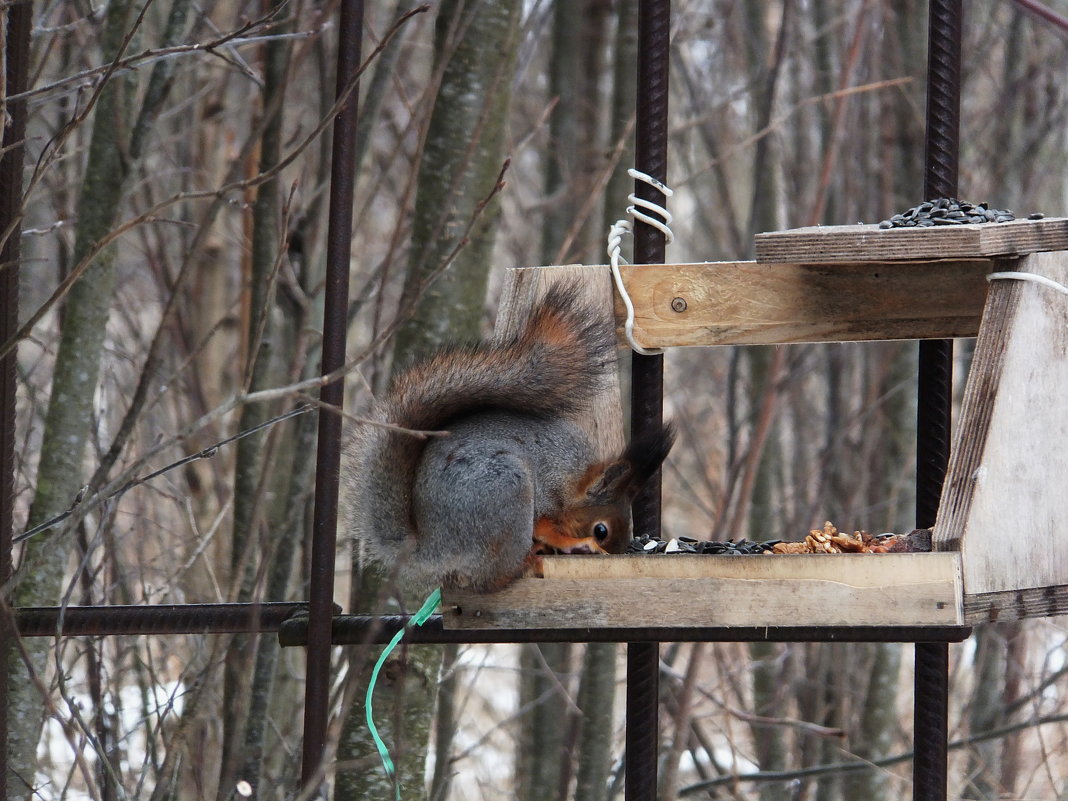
[873,197,1038,230]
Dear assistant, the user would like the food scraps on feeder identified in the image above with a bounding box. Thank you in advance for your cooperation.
[618,523,932,555]
[770,522,932,554]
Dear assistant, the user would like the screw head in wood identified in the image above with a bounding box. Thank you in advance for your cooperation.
[671,297,687,313]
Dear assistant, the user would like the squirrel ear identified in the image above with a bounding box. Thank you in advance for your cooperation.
[584,422,676,501]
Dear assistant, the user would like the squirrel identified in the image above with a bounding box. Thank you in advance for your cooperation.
[343,284,675,593]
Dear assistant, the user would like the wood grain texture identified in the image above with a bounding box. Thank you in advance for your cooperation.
[934,251,1068,608]
[754,217,1068,264]
[963,586,1068,623]
[616,259,995,346]
[441,553,963,629]
[496,265,625,459]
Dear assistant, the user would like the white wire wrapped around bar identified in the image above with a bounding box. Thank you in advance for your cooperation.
[986,271,1068,297]
[607,168,675,355]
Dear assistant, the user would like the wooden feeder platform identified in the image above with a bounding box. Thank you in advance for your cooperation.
[442,219,1068,632]
[753,216,1068,264]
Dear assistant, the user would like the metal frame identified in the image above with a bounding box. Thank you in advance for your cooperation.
[0,1,967,799]
[913,4,963,800]
[300,0,364,784]
[1,0,33,793]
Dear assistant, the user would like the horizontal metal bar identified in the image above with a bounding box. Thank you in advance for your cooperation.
[15,603,315,636]
[14,605,972,644]
[277,615,972,646]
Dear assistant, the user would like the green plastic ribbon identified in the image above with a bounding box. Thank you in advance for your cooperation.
[365,587,442,800]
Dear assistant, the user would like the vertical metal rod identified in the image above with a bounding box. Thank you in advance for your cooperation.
[626,1,670,799]
[914,3,961,801]
[299,0,364,789]
[914,639,950,801]
[1,1,33,791]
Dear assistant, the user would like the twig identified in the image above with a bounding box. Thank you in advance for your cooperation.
[0,4,430,362]
[12,405,313,544]
[680,77,915,187]
[4,12,297,106]
[678,712,1068,795]
[1011,0,1068,35]
[660,657,846,739]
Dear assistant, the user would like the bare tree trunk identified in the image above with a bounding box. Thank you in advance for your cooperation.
[887,0,925,203]
[741,8,790,787]
[660,644,705,801]
[391,0,521,369]
[998,622,1025,797]
[518,644,575,801]
[339,3,520,798]
[540,0,584,265]
[839,643,903,801]
[570,5,638,799]
[8,1,157,794]
[964,625,1019,801]
[515,3,616,799]
[742,0,790,252]
[746,350,788,801]
[573,643,618,801]
[354,0,422,178]
[217,6,295,797]
[429,642,460,801]
[0,0,31,790]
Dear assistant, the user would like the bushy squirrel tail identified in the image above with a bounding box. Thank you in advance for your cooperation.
[344,283,618,564]
[387,283,617,432]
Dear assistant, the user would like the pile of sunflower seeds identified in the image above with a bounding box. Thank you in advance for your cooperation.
[627,535,779,555]
[877,197,1044,229]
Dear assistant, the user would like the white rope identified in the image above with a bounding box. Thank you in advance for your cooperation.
[607,168,674,356]
[987,271,1068,297]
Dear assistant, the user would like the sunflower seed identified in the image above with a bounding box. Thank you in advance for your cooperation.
[874,197,1033,230]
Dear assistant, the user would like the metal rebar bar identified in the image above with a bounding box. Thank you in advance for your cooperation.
[15,603,314,637]
[914,638,950,801]
[915,4,962,801]
[627,1,671,799]
[13,604,973,645]
[2,1,33,791]
[276,616,972,647]
[11,605,973,645]
[300,0,364,790]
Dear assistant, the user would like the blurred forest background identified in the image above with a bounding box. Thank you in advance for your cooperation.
[3,0,1068,799]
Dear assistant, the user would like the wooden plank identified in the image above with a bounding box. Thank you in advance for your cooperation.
[539,552,955,581]
[496,265,624,459]
[441,553,963,629]
[754,217,1068,264]
[615,259,995,346]
[934,251,1068,612]
[964,586,1068,624]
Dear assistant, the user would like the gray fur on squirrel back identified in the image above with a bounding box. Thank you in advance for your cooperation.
[342,285,616,591]
[409,411,593,589]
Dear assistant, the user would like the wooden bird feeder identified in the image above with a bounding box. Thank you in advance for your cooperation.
[442,217,1068,631]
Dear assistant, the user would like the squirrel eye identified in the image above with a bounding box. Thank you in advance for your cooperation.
[592,522,609,541]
